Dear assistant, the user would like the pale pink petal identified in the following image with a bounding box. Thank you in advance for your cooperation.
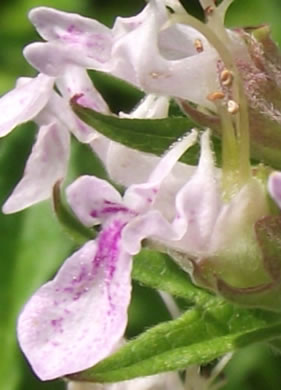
[94,94,169,186]
[57,65,110,142]
[18,222,132,380]
[29,7,112,62]
[123,132,220,256]
[268,171,281,209]
[122,210,183,255]
[0,74,54,136]
[158,24,209,60]
[123,130,197,212]
[57,65,109,113]
[23,42,100,77]
[171,131,221,254]
[135,10,219,108]
[104,143,164,186]
[66,175,124,227]
[119,95,169,119]
[210,179,269,255]
[2,121,70,213]
[37,89,96,143]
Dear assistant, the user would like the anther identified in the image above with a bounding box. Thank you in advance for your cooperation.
[227,100,239,114]
[220,69,233,86]
[194,39,204,53]
[205,6,214,16]
[150,72,160,79]
[207,91,225,102]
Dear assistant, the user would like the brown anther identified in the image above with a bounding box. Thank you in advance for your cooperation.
[220,69,233,86]
[205,6,214,16]
[227,100,239,114]
[194,39,204,53]
[150,72,160,79]
[207,91,225,102]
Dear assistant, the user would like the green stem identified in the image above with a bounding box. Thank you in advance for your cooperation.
[171,9,251,188]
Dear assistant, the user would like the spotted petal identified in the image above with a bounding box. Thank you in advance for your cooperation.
[18,222,132,380]
[29,7,112,63]
[66,175,124,227]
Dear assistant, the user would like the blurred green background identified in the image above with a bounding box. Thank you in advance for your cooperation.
[1,0,281,389]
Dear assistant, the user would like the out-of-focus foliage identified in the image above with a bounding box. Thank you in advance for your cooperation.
[1,0,281,389]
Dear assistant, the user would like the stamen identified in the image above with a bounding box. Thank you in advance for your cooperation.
[205,6,215,16]
[194,39,204,53]
[150,72,161,79]
[220,69,233,86]
[207,91,225,101]
[227,100,239,114]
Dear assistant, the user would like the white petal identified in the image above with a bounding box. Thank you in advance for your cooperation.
[0,74,54,136]
[3,121,70,213]
[18,225,132,380]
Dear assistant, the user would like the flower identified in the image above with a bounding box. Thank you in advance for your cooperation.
[0,66,109,213]
[24,1,281,170]
[17,130,198,380]
[21,1,226,108]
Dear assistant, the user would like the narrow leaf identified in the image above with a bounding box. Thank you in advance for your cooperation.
[53,181,95,245]
[71,97,201,165]
[71,299,280,383]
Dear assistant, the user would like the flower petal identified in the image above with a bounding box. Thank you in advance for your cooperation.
[66,175,124,227]
[122,210,183,254]
[57,65,109,113]
[2,121,70,213]
[24,42,95,76]
[18,222,132,380]
[135,10,219,107]
[171,131,221,255]
[268,171,281,209]
[123,131,220,256]
[29,7,112,62]
[0,74,54,136]
[123,130,197,213]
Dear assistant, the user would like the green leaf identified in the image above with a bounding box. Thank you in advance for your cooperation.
[52,181,96,245]
[71,299,281,383]
[133,249,211,306]
[71,100,202,165]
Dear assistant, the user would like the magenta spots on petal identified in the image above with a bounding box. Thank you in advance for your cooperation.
[90,201,136,219]
[50,317,63,329]
[92,220,126,311]
[67,24,83,34]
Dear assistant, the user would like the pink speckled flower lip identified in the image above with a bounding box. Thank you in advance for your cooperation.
[17,130,198,380]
